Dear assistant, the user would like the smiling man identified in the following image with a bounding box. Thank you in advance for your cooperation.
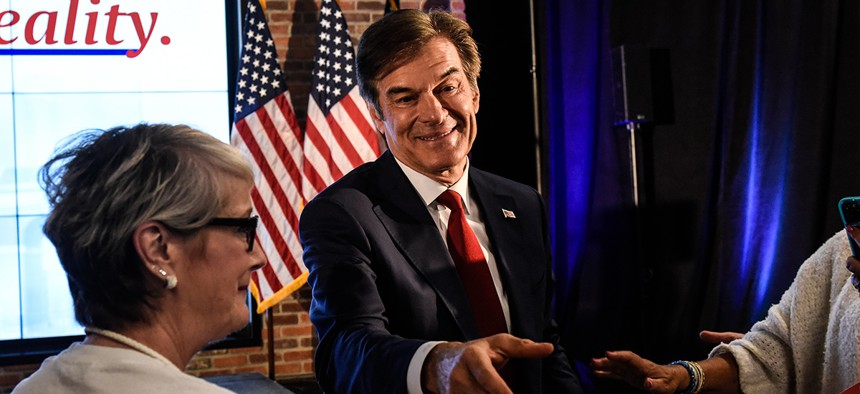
[298,9,583,394]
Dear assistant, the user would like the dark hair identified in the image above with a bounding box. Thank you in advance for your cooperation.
[356,9,481,116]
[39,123,252,330]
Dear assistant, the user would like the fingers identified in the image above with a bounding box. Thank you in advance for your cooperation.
[699,330,744,344]
[423,335,555,394]
[483,333,554,360]
[462,347,511,394]
[846,256,860,275]
[424,341,511,394]
[590,351,681,394]
[847,225,860,245]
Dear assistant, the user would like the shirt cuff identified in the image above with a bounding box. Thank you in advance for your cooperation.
[407,341,445,394]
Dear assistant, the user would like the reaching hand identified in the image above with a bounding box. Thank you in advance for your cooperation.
[423,334,554,394]
[591,350,688,394]
[699,330,744,344]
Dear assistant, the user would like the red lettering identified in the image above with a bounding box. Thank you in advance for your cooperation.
[64,0,79,44]
[104,5,122,45]
[84,11,98,44]
[0,10,20,45]
[25,11,59,45]
[1,0,164,58]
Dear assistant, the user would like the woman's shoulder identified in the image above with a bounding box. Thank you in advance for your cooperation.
[13,343,233,393]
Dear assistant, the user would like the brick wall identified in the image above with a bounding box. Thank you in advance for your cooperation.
[0,1,465,392]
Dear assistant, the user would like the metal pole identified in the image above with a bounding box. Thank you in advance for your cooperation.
[528,0,543,195]
[267,307,275,381]
[627,122,640,207]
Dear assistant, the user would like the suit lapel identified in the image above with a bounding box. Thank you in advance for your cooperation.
[370,152,476,338]
[470,170,530,336]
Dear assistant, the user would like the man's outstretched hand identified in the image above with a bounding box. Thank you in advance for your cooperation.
[423,334,554,394]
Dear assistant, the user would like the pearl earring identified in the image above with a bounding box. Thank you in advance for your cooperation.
[153,265,178,290]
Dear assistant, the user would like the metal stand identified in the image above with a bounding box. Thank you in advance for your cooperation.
[267,307,275,381]
[627,122,641,207]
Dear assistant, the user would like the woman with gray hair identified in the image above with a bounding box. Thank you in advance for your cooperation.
[13,123,266,393]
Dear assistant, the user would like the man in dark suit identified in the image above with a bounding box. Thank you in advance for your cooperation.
[299,9,583,394]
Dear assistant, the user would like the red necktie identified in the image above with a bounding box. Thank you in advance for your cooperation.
[437,190,507,337]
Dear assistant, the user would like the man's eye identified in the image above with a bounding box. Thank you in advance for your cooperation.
[438,85,458,95]
[394,96,415,105]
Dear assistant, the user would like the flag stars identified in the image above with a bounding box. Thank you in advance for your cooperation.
[309,0,360,113]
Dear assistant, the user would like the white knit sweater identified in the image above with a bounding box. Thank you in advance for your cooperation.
[710,230,860,394]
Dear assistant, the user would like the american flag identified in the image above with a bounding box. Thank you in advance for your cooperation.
[302,0,384,201]
[231,0,307,313]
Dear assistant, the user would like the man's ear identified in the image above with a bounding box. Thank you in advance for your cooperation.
[472,85,480,114]
[133,221,176,279]
[366,101,386,132]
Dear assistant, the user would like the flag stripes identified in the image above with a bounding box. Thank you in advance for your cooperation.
[302,0,384,202]
[231,0,307,313]
[232,0,386,312]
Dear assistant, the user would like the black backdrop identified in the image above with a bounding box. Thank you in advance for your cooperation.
[465,0,541,190]
[465,0,860,391]
[539,0,860,391]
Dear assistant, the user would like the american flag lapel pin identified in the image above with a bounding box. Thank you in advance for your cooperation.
[502,209,516,219]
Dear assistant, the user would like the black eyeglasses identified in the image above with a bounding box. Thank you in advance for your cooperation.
[205,215,259,252]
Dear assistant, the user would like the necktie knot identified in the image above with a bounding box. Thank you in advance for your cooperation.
[437,190,464,212]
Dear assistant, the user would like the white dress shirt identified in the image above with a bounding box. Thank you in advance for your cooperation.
[393,157,511,394]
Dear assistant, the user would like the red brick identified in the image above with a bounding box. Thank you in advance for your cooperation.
[213,355,250,368]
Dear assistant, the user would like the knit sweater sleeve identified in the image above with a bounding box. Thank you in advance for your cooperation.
[709,231,850,394]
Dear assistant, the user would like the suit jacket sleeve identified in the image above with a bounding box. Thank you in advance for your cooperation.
[300,194,424,394]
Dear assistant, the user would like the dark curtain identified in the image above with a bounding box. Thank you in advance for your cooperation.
[541,0,860,389]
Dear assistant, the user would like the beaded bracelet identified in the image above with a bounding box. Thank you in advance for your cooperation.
[669,360,704,394]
